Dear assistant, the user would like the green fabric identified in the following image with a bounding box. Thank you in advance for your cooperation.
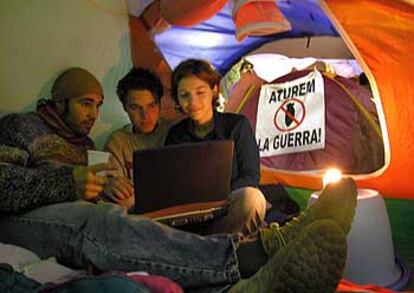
[384,198,414,289]
[285,187,313,211]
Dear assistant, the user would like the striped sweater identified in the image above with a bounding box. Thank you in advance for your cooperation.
[0,112,90,214]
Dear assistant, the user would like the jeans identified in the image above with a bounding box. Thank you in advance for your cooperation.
[0,201,241,292]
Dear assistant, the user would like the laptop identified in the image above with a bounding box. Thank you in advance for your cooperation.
[131,140,234,227]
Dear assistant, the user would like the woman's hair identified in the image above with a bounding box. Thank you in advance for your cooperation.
[171,59,221,106]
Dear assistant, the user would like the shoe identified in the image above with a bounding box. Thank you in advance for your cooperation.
[229,219,347,293]
[261,177,357,256]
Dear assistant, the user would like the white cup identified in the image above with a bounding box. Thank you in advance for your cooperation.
[87,150,111,175]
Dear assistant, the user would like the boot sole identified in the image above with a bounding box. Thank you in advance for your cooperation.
[271,219,346,292]
[232,219,347,292]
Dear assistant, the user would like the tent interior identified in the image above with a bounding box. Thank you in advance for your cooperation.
[1,0,413,290]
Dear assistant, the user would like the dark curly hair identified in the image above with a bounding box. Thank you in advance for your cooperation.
[171,59,221,107]
[117,67,164,106]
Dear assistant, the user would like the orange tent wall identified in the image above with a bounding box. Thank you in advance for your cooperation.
[262,0,414,199]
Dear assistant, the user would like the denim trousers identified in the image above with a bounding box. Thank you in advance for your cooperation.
[0,201,241,292]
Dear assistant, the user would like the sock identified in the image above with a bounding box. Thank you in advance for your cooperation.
[236,238,267,278]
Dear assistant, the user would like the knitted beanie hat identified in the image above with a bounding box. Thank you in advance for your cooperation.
[51,67,103,102]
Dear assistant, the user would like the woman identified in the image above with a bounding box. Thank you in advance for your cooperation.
[165,59,266,235]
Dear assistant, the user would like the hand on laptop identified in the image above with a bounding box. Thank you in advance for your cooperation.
[104,176,135,209]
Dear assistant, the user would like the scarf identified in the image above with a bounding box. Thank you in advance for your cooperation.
[37,102,95,150]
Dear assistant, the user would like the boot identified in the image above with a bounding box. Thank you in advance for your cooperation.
[230,219,347,293]
[261,177,357,256]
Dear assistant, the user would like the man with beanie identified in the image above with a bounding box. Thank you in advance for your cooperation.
[0,68,358,292]
[0,67,116,206]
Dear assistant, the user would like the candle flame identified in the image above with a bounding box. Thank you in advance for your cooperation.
[323,168,342,188]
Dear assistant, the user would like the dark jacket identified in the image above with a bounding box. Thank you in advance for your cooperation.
[165,111,260,191]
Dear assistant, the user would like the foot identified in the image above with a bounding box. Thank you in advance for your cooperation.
[230,219,347,293]
[261,177,357,256]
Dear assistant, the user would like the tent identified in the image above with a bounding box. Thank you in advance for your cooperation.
[1,0,413,289]
[226,67,384,174]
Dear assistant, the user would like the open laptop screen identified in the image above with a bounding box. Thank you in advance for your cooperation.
[132,140,234,214]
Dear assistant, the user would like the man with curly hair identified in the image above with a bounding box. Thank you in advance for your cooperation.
[103,68,173,209]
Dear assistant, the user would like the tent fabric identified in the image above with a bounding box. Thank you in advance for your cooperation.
[153,1,338,74]
[160,0,227,27]
[227,70,383,174]
[225,70,265,113]
[260,0,414,199]
[232,0,291,41]
[336,279,394,293]
[242,54,362,81]
[139,0,170,35]
[128,16,177,120]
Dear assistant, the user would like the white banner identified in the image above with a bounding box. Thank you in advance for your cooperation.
[255,70,325,157]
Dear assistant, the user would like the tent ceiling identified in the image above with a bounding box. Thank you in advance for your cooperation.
[251,36,353,59]
[154,1,339,74]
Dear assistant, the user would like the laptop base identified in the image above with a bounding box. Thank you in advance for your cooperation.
[157,206,228,227]
[139,200,228,227]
